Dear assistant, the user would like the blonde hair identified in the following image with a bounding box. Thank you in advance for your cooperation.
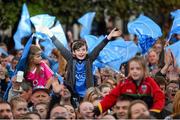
[148,48,157,54]
[98,83,113,92]
[173,90,180,114]
[83,87,102,102]
[128,56,149,78]
[10,96,27,110]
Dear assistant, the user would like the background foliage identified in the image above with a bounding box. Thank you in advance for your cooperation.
[0,0,180,34]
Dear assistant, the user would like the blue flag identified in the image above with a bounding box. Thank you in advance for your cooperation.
[34,32,55,56]
[30,14,56,29]
[128,15,162,54]
[13,3,32,50]
[138,34,157,54]
[50,20,68,48]
[84,35,138,71]
[98,39,138,71]
[168,9,180,41]
[171,9,180,19]
[15,34,33,72]
[30,14,68,56]
[84,35,105,52]
[166,40,180,67]
[78,12,96,38]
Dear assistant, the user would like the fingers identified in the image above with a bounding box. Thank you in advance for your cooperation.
[110,28,117,33]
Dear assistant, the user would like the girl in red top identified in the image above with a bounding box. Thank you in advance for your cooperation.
[95,56,165,116]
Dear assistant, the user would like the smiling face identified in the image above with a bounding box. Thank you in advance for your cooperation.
[12,101,28,119]
[79,102,94,119]
[129,61,144,81]
[73,45,88,60]
[130,103,149,119]
[71,40,88,60]
[64,105,76,119]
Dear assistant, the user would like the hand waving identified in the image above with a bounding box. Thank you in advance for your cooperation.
[107,28,122,40]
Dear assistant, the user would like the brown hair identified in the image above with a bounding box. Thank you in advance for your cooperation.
[127,100,148,119]
[27,45,42,72]
[154,75,167,86]
[128,56,149,78]
[71,40,87,52]
[173,90,180,114]
[28,45,41,62]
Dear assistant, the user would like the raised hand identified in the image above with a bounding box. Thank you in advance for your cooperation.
[51,76,64,94]
[165,49,173,66]
[107,28,122,40]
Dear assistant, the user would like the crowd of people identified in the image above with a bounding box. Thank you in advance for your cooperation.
[0,15,180,120]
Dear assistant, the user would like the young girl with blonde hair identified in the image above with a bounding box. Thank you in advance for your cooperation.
[94,56,165,118]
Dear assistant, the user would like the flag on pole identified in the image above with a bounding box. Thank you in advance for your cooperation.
[13,3,32,50]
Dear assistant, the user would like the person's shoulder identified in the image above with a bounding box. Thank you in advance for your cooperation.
[145,76,155,81]
[120,78,132,85]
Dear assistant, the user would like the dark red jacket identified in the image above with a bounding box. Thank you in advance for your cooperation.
[98,77,165,113]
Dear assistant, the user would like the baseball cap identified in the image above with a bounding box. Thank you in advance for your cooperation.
[32,86,50,94]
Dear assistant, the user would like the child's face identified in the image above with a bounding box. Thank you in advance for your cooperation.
[12,102,28,119]
[33,52,42,64]
[101,87,111,97]
[129,61,144,81]
[73,45,87,60]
